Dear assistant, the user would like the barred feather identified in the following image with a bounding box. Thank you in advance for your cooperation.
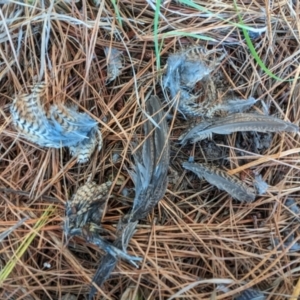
[11,83,102,162]
[69,127,103,163]
[235,288,266,300]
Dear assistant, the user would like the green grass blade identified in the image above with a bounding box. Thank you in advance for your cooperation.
[233,0,286,81]
[154,0,161,70]
[111,0,122,27]
[0,205,55,282]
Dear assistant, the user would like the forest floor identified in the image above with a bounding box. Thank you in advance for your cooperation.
[1,1,300,299]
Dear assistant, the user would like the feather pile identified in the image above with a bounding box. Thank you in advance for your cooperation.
[163,46,255,118]
[88,95,170,299]
[163,47,299,201]
[10,83,102,163]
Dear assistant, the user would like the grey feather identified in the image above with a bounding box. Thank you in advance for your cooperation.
[253,174,268,195]
[272,232,300,252]
[285,198,300,219]
[0,217,29,242]
[88,220,138,300]
[183,162,256,202]
[179,113,299,144]
[130,96,170,220]
[104,47,123,83]
[88,96,170,298]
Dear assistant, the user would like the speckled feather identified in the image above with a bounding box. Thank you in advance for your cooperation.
[183,162,256,202]
[180,95,257,118]
[64,181,112,237]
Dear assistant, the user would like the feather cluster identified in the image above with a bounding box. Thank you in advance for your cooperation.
[10,83,102,163]
[89,95,170,299]
[163,46,255,118]
[163,47,299,201]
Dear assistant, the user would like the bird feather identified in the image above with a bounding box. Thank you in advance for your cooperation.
[179,113,299,144]
[183,162,256,202]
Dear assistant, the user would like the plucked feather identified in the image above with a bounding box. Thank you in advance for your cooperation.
[179,113,299,144]
[88,96,170,298]
[130,95,170,221]
[183,162,256,202]
[104,47,123,83]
